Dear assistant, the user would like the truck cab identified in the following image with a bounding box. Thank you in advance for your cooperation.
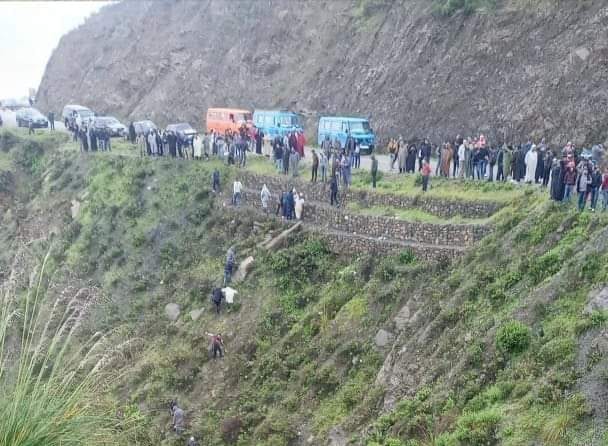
[317,116,375,154]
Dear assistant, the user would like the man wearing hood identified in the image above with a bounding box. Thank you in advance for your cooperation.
[524,145,538,184]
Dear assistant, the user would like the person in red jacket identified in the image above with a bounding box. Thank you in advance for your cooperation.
[421,160,432,192]
[296,130,306,158]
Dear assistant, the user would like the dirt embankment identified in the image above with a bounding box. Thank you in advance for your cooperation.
[36,0,608,146]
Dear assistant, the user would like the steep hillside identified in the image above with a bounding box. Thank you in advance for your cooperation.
[37,0,608,145]
[2,129,608,446]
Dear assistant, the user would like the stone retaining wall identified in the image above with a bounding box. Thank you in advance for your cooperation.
[237,171,501,218]
[309,229,460,263]
[242,188,490,247]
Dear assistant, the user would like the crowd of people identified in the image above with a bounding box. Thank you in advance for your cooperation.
[70,122,114,152]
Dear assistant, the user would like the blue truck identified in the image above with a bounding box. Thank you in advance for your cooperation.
[317,116,375,154]
[253,110,303,139]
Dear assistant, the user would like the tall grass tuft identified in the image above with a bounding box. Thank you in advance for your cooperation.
[0,249,146,445]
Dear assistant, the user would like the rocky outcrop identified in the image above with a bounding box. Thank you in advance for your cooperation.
[37,0,608,146]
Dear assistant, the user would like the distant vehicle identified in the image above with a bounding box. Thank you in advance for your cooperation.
[62,105,94,129]
[133,120,158,135]
[206,108,252,134]
[92,116,127,137]
[253,110,303,139]
[166,123,197,143]
[1,98,30,111]
[16,108,49,128]
[317,116,376,154]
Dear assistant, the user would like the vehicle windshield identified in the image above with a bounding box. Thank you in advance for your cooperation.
[22,108,43,118]
[79,110,94,118]
[279,115,300,127]
[349,121,371,133]
[235,113,252,122]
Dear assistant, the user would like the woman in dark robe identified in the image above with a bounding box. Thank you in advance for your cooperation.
[255,129,263,155]
[90,128,98,152]
[514,145,526,181]
[80,128,89,152]
[535,148,545,184]
[406,144,417,173]
[168,132,177,157]
[550,159,563,201]
[542,150,554,187]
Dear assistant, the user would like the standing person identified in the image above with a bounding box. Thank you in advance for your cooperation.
[148,131,157,156]
[319,150,328,182]
[458,140,466,178]
[286,188,295,220]
[398,140,407,173]
[193,134,202,160]
[321,135,332,161]
[542,150,554,187]
[371,154,378,188]
[260,184,271,213]
[577,167,591,211]
[330,175,339,207]
[296,130,306,158]
[211,287,223,315]
[255,127,264,155]
[465,140,473,179]
[341,152,351,187]
[601,167,608,211]
[563,163,577,202]
[294,192,305,220]
[47,111,55,131]
[406,143,417,173]
[282,146,290,175]
[487,146,497,181]
[453,135,463,177]
[311,149,319,182]
[128,122,136,143]
[289,149,300,178]
[496,145,505,181]
[524,145,538,183]
[28,120,35,135]
[549,159,563,201]
[421,160,432,192]
[156,130,163,156]
[535,144,545,184]
[206,332,225,359]
[590,164,602,211]
[224,247,236,285]
[503,145,513,181]
[212,168,220,193]
[232,179,243,206]
[388,138,397,170]
[353,141,361,169]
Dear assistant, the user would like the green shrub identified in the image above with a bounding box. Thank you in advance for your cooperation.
[398,249,417,265]
[453,408,501,445]
[496,321,531,354]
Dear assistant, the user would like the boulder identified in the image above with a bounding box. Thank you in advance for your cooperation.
[70,199,81,219]
[585,287,608,314]
[189,308,205,321]
[394,305,411,331]
[165,303,181,321]
[374,329,395,348]
[233,256,254,282]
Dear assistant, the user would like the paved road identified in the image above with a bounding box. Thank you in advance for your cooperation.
[0,108,66,131]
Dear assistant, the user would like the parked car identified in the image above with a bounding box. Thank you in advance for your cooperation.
[133,120,158,135]
[62,104,94,129]
[16,108,48,128]
[205,108,252,134]
[317,116,376,154]
[92,116,127,137]
[166,123,197,143]
[253,109,303,139]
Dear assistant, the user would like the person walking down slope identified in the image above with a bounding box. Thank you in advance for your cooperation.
[224,247,236,286]
[169,401,185,435]
[421,160,432,192]
[187,437,200,446]
[207,332,225,359]
[260,184,271,214]
[211,286,224,315]
[232,179,243,206]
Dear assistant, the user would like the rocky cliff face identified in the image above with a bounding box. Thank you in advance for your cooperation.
[37,0,608,145]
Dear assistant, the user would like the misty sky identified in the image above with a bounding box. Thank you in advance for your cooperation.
[0,1,112,100]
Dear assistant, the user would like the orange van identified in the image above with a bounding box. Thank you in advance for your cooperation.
[206,108,253,134]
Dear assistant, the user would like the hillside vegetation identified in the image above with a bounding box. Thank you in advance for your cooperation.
[1,129,608,445]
